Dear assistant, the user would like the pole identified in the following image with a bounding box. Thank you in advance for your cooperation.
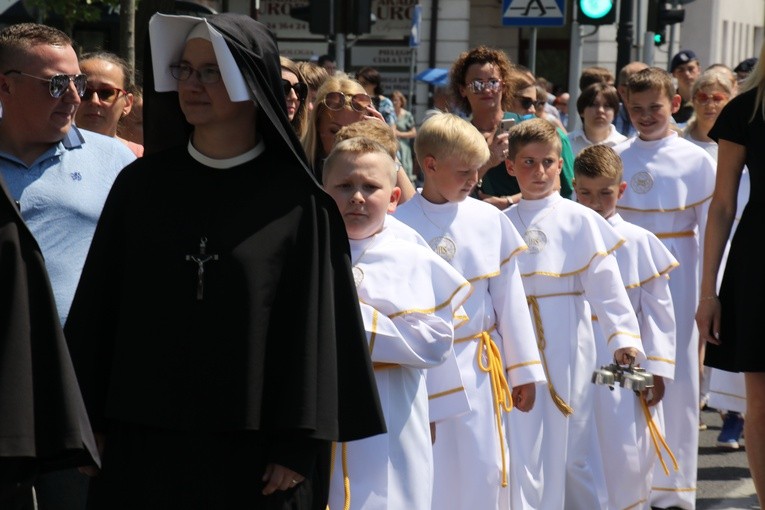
[408,47,417,108]
[616,0,634,80]
[529,28,538,75]
[567,3,583,132]
[336,33,346,72]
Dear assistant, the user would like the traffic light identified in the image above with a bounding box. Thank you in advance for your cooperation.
[290,1,373,36]
[577,0,617,25]
[647,1,686,46]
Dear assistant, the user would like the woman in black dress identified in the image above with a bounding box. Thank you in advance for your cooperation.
[696,42,765,506]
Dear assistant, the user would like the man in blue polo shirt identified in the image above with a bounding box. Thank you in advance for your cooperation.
[0,22,135,510]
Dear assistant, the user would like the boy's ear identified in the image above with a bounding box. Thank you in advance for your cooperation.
[618,180,627,199]
[557,157,563,174]
[422,155,437,176]
[388,186,402,213]
[504,158,514,176]
[671,93,682,114]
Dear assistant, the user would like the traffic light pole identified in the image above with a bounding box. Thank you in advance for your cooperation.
[616,0,634,79]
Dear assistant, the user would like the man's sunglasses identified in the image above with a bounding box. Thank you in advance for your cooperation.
[467,79,502,94]
[4,70,87,98]
[282,80,308,102]
[82,87,127,104]
[322,91,372,112]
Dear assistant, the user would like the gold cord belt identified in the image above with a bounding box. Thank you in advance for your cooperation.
[327,442,351,510]
[527,292,583,417]
[655,230,694,239]
[456,324,512,487]
[640,396,679,476]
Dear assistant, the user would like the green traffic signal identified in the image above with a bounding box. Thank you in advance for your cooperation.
[580,0,614,18]
[577,0,617,25]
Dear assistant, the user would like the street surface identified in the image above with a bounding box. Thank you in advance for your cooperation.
[696,406,759,509]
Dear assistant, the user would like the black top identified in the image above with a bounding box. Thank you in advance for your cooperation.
[706,87,765,372]
[0,176,98,473]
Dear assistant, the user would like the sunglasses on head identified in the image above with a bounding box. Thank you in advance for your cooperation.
[467,79,502,94]
[282,79,308,102]
[4,70,87,98]
[517,96,536,110]
[322,91,372,112]
[694,92,728,105]
[82,87,127,103]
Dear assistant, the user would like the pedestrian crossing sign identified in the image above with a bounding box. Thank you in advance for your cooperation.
[502,0,566,27]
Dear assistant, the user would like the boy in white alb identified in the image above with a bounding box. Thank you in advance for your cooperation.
[503,118,644,510]
[322,138,471,510]
[394,113,546,510]
[574,145,679,510]
[613,67,717,510]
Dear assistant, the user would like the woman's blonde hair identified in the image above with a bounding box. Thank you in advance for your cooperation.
[740,40,765,122]
[685,68,736,134]
[301,75,367,171]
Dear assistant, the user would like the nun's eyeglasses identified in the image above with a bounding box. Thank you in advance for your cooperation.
[282,80,308,102]
[322,91,372,112]
[3,70,87,98]
[169,64,222,84]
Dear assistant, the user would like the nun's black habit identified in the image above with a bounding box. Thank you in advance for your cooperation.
[64,12,384,509]
[0,176,98,505]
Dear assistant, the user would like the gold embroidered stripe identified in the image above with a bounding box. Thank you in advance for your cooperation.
[429,386,466,400]
[617,194,712,213]
[655,230,694,239]
[646,356,675,365]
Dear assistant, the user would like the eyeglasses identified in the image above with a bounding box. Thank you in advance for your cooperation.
[466,79,502,94]
[694,92,728,105]
[3,70,87,98]
[517,96,536,110]
[282,79,308,102]
[169,64,221,84]
[322,91,372,112]
[82,87,127,104]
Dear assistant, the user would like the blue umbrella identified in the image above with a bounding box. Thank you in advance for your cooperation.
[415,68,450,86]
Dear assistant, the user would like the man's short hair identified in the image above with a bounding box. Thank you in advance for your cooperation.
[507,117,561,159]
[0,23,72,68]
[579,66,615,91]
[414,113,490,170]
[574,145,623,181]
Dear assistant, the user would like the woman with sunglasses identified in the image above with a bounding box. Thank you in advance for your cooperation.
[280,56,308,138]
[684,68,749,447]
[301,75,415,201]
[75,51,143,157]
[64,13,385,510]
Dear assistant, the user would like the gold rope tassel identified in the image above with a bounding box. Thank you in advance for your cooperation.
[640,396,679,476]
[326,443,352,510]
[477,330,513,487]
[527,296,574,416]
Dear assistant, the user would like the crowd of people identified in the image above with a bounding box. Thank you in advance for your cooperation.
[0,10,763,510]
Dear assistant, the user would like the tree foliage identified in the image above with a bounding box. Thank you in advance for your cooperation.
[26,0,122,34]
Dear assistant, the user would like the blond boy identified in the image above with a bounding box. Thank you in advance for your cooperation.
[614,67,716,510]
[394,113,545,510]
[575,145,679,510]
[504,118,643,509]
[322,137,470,509]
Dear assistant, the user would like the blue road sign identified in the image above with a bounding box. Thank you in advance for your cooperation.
[502,0,567,27]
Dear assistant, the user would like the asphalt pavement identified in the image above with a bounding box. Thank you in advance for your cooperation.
[696,406,759,509]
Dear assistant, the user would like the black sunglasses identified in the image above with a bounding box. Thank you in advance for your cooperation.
[82,87,127,103]
[282,79,308,102]
[517,96,536,110]
[4,69,87,98]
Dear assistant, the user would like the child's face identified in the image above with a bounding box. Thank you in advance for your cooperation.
[323,152,401,240]
[420,154,480,204]
[626,88,680,141]
[505,142,562,200]
[574,174,626,220]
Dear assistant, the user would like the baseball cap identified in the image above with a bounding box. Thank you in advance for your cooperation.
[670,50,698,73]
[734,57,758,74]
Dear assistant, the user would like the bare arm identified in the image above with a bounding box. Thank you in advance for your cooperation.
[695,139,746,345]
